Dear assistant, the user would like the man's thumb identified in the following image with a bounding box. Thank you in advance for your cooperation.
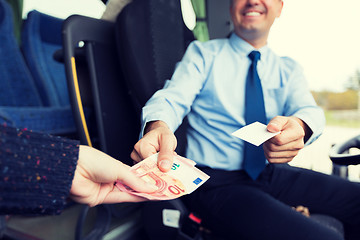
[158,150,174,172]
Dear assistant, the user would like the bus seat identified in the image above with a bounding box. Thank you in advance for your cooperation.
[115,0,194,157]
[115,0,194,112]
[0,0,75,135]
[115,0,206,239]
[21,10,70,107]
[61,14,144,240]
[1,1,75,239]
[62,14,139,164]
[0,0,41,106]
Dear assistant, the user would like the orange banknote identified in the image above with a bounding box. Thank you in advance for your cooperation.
[115,153,210,200]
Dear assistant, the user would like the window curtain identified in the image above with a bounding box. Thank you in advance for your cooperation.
[190,0,209,42]
[6,0,23,44]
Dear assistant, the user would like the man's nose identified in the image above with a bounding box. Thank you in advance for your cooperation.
[246,0,260,6]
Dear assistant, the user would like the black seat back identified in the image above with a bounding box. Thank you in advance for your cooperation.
[62,15,139,165]
[115,1,196,239]
[115,0,194,155]
[116,0,193,109]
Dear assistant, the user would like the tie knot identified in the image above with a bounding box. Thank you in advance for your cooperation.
[248,51,261,63]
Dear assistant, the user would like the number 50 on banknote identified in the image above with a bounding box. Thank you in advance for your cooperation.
[116,153,210,200]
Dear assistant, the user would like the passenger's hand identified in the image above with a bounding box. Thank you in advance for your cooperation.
[70,145,158,207]
[131,120,177,172]
[263,116,306,163]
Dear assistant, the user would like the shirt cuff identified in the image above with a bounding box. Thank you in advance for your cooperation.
[294,108,326,145]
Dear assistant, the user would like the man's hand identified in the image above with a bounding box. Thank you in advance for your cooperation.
[263,116,311,164]
[131,120,177,172]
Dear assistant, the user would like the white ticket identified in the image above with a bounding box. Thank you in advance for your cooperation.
[232,121,280,146]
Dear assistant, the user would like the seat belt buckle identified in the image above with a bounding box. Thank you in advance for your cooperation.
[177,212,202,240]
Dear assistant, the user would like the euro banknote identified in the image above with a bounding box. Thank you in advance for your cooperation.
[115,153,210,200]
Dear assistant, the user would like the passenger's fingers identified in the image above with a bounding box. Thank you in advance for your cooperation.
[99,191,149,205]
[117,163,158,193]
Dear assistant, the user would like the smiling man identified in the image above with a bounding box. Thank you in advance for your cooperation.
[131,0,360,239]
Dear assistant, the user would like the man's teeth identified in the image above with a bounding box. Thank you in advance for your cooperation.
[245,12,261,16]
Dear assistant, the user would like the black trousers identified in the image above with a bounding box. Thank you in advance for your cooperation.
[183,164,360,240]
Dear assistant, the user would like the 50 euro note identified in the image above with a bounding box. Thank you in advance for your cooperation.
[115,153,210,200]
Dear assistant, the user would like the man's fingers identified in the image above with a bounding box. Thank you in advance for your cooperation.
[130,150,142,163]
[131,139,159,162]
[265,138,304,152]
[263,140,301,163]
[293,205,310,217]
[130,146,156,163]
[264,147,299,159]
[267,116,287,133]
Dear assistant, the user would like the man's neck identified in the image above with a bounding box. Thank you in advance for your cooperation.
[235,31,268,49]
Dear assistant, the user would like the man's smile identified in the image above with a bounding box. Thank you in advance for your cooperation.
[244,11,261,17]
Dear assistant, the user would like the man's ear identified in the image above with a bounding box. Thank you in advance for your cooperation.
[277,1,284,18]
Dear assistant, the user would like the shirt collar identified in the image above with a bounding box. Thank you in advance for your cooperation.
[229,32,270,60]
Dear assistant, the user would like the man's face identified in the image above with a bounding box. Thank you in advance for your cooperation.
[230,0,283,44]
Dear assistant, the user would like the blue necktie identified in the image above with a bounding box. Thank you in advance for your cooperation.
[243,51,267,180]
